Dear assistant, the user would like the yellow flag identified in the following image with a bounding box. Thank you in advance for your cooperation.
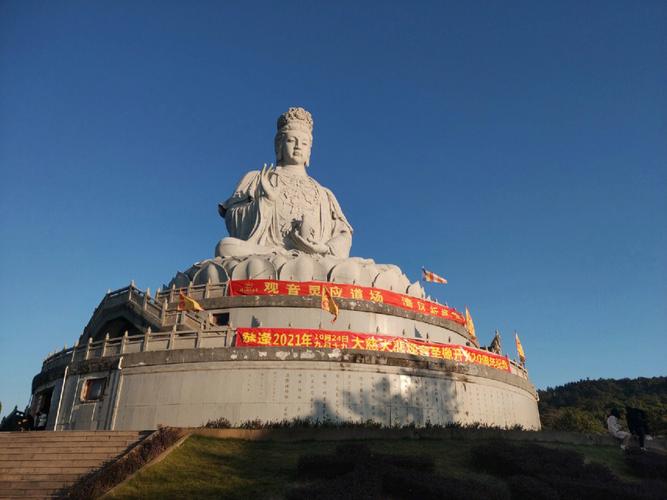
[321,287,339,322]
[515,332,526,364]
[178,291,204,312]
[465,307,477,341]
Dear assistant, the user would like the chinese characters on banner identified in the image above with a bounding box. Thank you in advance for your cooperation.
[228,280,466,326]
[235,327,511,372]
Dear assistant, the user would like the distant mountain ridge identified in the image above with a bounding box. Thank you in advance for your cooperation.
[538,376,667,434]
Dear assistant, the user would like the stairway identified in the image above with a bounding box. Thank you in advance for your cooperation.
[0,431,148,499]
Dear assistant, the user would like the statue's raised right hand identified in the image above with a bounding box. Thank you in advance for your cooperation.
[260,163,277,201]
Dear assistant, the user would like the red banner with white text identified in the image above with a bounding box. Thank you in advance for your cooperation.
[235,327,510,372]
[228,279,466,326]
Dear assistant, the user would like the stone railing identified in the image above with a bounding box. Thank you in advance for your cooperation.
[508,359,529,380]
[42,327,235,372]
[42,282,531,382]
[84,283,216,338]
[41,326,530,381]
[154,282,228,304]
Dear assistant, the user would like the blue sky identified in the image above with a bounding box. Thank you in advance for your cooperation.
[1,0,665,417]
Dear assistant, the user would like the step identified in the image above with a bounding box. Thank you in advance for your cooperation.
[0,440,138,453]
[0,438,143,447]
[0,433,145,441]
[0,445,131,454]
[0,480,72,490]
[0,451,129,462]
[0,437,143,443]
[0,472,82,482]
[0,491,62,500]
[0,459,109,469]
[0,431,146,438]
[0,466,95,474]
[0,438,137,446]
[1,437,139,445]
[0,489,64,498]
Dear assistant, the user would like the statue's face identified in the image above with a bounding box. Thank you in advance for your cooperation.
[278,130,311,166]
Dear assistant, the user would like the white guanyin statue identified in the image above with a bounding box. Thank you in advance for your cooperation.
[167,107,425,298]
[217,107,353,258]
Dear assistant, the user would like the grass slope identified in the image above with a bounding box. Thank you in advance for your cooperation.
[105,435,644,500]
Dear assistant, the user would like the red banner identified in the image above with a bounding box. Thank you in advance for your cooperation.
[235,327,510,372]
[228,279,466,326]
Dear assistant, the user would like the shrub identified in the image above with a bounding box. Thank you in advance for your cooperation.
[296,453,358,480]
[624,449,667,480]
[550,408,605,433]
[382,466,510,500]
[470,441,667,500]
[506,475,559,500]
[203,417,231,428]
[471,440,586,477]
[239,419,264,429]
[289,441,506,500]
[287,468,381,500]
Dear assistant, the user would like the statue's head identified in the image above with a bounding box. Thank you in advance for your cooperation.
[275,107,313,167]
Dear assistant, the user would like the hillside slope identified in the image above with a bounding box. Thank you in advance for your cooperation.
[538,376,667,434]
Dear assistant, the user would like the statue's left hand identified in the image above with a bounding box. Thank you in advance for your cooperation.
[291,231,329,254]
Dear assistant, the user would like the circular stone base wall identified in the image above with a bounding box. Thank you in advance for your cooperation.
[47,347,540,431]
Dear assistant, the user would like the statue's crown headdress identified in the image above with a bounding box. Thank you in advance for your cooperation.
[277,107,313,135]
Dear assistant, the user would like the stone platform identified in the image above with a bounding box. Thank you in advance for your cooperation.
[31,283,540,431]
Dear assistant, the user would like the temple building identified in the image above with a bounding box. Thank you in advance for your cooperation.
[30,108,540,430]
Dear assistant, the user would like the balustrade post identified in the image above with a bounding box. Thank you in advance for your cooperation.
[101,333,109,357]
[195,329,202,348]
[168,325,176,350]
[228,323,235,347]
[161,299,167,321]
[71,340,79,362]
[85,337,92,360]
[204,279,210,299]
[143,326,151,352]
[121,330,128,354]
[169,284,175,303]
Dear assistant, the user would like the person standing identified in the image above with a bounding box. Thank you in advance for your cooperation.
[625,406,650,451]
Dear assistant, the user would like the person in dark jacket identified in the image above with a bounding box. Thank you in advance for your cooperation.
[625,406,650,450]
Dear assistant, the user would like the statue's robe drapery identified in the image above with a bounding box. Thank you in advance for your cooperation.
[219,169,353,258]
